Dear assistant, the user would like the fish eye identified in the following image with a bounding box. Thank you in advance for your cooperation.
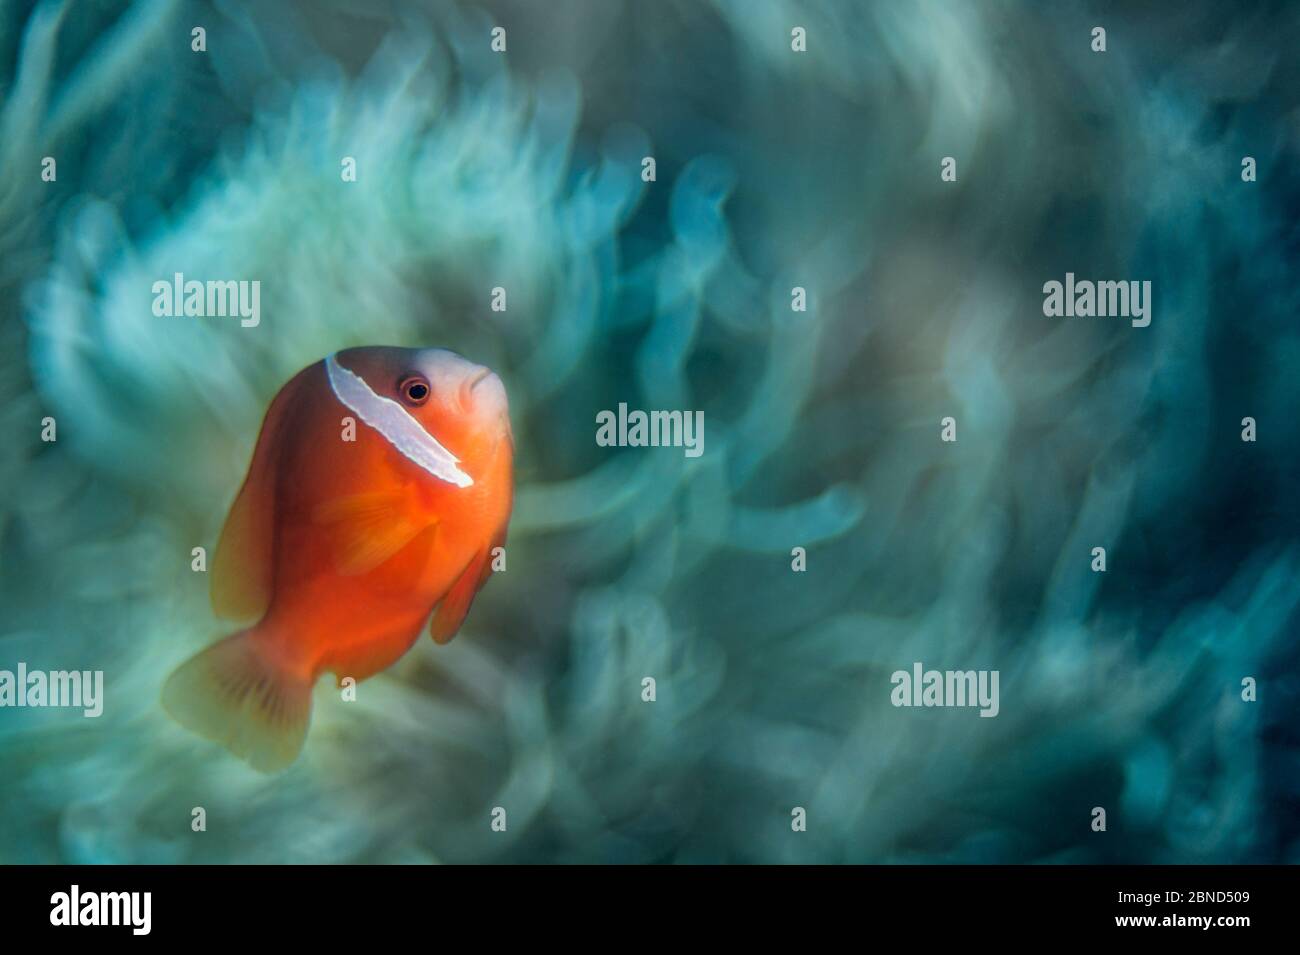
[398,375,430,406]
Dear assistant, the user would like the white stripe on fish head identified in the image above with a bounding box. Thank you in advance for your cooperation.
[325,353,474,488]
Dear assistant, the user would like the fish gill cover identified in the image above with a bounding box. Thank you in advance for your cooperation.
[0,0,1297,863]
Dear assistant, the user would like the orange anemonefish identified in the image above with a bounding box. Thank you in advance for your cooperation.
[162,346,514,772]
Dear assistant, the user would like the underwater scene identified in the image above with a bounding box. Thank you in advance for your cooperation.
[0,0,1298,864]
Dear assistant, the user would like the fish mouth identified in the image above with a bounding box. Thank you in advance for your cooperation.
[458,367,505,417]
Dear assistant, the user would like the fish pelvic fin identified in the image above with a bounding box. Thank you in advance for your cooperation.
[430,550,494,645]
[312,490,433,576]
[161,631,312,773]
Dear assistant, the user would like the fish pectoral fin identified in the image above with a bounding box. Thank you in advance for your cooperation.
[430,551,493,645]
[312,491,432,576]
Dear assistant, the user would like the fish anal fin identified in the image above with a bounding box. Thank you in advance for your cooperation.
[312,491,431,576]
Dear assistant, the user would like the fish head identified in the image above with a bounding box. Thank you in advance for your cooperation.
[328,346,512,488]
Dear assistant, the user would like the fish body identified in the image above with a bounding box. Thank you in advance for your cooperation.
[163,346,513,771]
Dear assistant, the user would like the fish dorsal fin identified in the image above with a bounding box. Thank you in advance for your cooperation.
[211,368,310,622]
[325,353,473,488]
[312,491,434,576]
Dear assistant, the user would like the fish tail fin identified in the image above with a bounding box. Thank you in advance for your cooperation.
[161,630,312,773]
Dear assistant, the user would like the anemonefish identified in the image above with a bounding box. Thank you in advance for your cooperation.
[162,346,513,772]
